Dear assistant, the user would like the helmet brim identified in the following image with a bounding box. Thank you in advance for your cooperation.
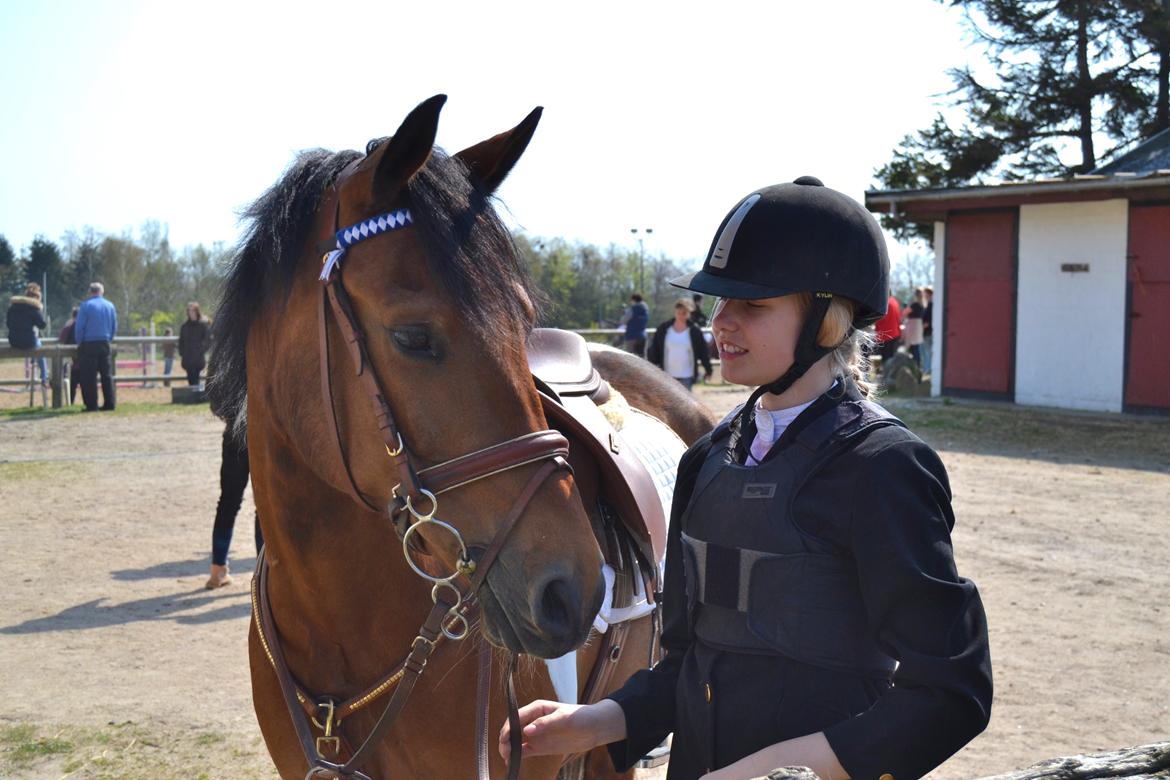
[671,269,887,326]
[669,269,798,301]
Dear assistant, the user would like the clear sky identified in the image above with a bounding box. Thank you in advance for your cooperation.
[0,0,968,269]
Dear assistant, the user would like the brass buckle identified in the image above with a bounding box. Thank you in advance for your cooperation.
[313,699,341,759]
[385,432,405,458]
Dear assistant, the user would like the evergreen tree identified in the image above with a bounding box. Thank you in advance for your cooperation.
[876,0,1169,242]
[0,235,20,302]
[25,236,68,323]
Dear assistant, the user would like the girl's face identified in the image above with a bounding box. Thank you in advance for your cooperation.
[187,306,197,321]
[711,294,803,387]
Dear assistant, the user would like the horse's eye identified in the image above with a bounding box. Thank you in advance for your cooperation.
[391,326,433,356]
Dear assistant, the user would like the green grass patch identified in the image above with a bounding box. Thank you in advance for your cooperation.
[0,460,77,482]
[0,402,210,422]
[883,397,1170,469]
[0,721,276,779]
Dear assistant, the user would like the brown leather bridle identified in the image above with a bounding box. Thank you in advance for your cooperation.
[257,165,576,779]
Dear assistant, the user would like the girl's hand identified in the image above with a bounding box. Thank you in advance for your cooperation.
[498,699,626,761]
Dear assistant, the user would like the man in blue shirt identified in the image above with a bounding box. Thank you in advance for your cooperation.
[621,293,649,357]
[75,282,117,411]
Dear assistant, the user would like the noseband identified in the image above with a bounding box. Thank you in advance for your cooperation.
[260,165,572,779]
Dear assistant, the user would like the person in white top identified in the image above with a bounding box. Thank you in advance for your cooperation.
[646,298,713,390]
[901,287,926,369]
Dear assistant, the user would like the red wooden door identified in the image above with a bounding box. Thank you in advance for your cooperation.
[944,211,1016,396]
[1126,205,1170,410]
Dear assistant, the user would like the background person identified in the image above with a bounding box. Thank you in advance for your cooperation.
[162,327,176,387]
[58,305,81,404]
[75,282,117,411]
[688,292,709,328]
[647,297,712,390]
[501,179,991,780]
[178,302,211,387]
[903,287,926,369]
[5,282,49,386]
[620,293,649,357]
[206,414,263,589]
[873,292,902,362]
[922,285,934,373]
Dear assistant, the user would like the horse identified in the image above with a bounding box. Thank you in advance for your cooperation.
[210,94,716,779]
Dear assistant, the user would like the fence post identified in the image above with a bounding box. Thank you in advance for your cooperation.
[51,350,63,409]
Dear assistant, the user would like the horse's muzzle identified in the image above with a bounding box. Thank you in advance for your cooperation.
[480,563,605,658]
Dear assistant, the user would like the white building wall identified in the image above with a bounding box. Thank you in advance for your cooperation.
[931,221,945,397]
[1015,200,1128,412]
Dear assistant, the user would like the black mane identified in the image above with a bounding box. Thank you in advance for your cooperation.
[208,145,538,428]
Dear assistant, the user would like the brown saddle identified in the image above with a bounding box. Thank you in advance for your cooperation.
[528,328,667,570]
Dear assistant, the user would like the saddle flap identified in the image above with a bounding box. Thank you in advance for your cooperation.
[539,391,667,568]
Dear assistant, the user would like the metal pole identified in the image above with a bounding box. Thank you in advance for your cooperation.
[638,237,645,292]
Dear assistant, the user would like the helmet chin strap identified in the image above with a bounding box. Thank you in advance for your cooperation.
[735,293,835,460]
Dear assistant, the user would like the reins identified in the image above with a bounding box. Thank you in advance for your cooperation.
[258,166,571,779]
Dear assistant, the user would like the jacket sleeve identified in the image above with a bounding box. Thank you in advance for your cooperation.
[604,434,712,770]
[823,436,993,780]
[646,323,665,368]
[691,326,712,375]
[34,308,47,330]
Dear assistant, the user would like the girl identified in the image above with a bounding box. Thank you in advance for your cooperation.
[501,178,992,780]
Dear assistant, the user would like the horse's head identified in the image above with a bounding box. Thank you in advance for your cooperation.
[224,96,603,658]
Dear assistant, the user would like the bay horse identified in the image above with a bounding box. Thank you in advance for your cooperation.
[210,95,715,779]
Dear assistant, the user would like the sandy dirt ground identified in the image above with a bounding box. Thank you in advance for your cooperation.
[1,378,1168,779]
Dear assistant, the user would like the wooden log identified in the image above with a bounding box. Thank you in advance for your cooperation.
[749,742,1170,780]
[975,741,1170,779]
[754,769,819,780]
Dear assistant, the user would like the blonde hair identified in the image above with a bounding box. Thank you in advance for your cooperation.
[24,282,42,299]
[796,292,877,398]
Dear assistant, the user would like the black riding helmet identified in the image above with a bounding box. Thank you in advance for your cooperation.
[671,177,890,444]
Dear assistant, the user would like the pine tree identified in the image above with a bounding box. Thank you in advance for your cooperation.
[876,0,1169,242]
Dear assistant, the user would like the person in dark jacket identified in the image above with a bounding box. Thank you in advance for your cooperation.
[500,179,992,780]
[689,293,709,328]
[647,297,713,390]
[621,293,650,356]
[178,302,211,386]
[58,305,81,404]
[205,383,263,589]
[7,282,50,385]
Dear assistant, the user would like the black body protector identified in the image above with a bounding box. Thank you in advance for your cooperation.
[681,394,901,673]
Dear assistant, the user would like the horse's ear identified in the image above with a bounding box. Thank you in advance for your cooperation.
[455,106,543,194]
[372,94,447,201]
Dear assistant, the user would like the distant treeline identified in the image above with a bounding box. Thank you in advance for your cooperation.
[0,222,225,335]
[0,225,701,336]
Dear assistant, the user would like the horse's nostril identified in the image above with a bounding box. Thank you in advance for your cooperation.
[538,577,578,637]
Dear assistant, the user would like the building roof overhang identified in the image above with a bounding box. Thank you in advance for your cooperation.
[866,173,1170,223]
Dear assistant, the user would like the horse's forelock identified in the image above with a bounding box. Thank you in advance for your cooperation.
[406,151,541,358]
[208,144,541,427]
